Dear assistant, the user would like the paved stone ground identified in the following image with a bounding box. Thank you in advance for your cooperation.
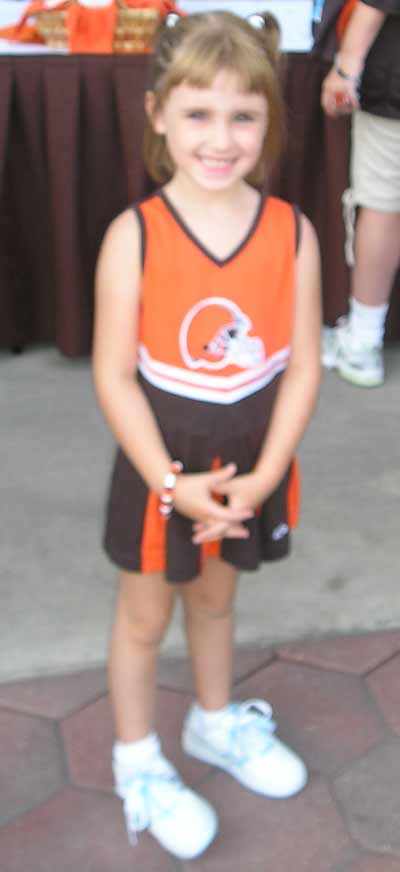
[1,629,400,871]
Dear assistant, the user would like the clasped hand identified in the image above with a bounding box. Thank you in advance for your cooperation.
[173,463,266,545]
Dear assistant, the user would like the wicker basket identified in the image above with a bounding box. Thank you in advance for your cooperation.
[34,1,161,53]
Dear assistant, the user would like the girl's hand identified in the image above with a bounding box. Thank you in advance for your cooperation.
[191,472,265,545]
[173,463,254,527]
[212,471,268,510]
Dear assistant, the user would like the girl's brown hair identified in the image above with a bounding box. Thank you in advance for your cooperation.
[143,10,286,187]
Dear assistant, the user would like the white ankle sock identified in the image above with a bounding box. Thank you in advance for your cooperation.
[348,296,389,347]
[193,702,231,730]
[113,732,160,769]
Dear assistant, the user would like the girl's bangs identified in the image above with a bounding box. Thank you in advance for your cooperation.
[165,34,271,95]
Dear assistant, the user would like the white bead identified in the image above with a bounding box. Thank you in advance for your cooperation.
[164,471,176,490]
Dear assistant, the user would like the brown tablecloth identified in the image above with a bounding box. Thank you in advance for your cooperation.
[0,52,399,356]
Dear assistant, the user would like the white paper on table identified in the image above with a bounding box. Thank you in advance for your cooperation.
[179,0,313,52]
[0,37,68,52]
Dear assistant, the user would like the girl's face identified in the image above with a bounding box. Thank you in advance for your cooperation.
[151,69,269,193]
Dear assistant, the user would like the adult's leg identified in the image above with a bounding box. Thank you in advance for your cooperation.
[180,557,238,711]
[352,207,400,306]
[109,570,176,742]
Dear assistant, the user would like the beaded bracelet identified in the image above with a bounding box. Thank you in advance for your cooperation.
[159,460,183,518]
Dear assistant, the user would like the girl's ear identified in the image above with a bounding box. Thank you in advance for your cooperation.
[145,91,166,134]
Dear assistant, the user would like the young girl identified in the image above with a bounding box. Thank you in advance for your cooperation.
[93,9,321,861]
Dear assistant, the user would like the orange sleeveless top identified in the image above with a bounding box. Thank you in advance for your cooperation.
[137,191,297,405]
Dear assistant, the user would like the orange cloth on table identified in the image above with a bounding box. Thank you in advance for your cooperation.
[66,2,117,53]
[0,23,44,42]
[0,0,69,44]
[0,0,183,49]
[123,0,180,10]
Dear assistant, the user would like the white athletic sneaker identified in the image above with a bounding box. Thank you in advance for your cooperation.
[114,741,218,859]
[322,319,384,387]
[182,699,307,798]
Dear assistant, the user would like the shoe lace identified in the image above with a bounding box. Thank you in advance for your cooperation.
[122,765,185,846]
[222,699,277,764]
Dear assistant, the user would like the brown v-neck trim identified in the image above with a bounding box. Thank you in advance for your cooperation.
[158,188,268,267]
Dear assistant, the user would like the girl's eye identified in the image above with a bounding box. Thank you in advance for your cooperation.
[234,113,255,123]
[186,110,208,120]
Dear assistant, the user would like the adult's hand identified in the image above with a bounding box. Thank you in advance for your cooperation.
[321,65,360,118]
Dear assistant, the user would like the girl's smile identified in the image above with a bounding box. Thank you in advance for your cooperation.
[151,70,269,193]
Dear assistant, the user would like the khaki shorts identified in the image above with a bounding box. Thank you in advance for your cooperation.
[350,110,400,212]
[341,111,400,265]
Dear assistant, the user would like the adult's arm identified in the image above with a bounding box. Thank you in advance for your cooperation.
[321,1,386,117]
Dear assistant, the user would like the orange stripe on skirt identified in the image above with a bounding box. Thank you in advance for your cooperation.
[141,490,166,574]
[201,456,222,566]
[287,458,300,529]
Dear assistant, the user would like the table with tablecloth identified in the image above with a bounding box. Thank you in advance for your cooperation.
[0,51,399,356]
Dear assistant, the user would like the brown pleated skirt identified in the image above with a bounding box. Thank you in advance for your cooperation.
[103,374,299,583]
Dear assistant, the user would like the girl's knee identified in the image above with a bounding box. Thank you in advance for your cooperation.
[183,587,235,621]
[117,572,175,646]
[183,558,237,620]
[121,604,172,646]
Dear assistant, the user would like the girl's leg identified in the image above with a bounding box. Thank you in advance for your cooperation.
[109,570,218,859]
[109,569,176,742]
[181,557,307,799]
[180,557,238,710]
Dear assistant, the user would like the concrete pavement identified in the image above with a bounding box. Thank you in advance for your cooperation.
[1,344,400,682]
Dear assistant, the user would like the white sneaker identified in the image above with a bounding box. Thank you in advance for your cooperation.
[182,699,307,799]
[322,319,384,387]
[114,741,218,859]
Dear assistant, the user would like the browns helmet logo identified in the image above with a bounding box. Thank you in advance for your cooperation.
[179,297,265,371]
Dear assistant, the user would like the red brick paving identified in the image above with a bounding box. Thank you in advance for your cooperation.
[1,630,400,872]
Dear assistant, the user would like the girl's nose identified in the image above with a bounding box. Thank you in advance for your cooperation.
[210,120,232,150]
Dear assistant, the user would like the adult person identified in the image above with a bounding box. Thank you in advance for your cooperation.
[321,0,400,386]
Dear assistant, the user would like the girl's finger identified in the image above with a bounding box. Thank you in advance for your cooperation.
[223,525,249,539]
[207,463,237,484]
[205,500,253,522]
[192,523,226,544]
[211,479,231,494]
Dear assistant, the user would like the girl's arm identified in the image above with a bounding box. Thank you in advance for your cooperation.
[250,214,321,497]
[193,214,321,543]
[93,209,172,495]
[93,210,253,528]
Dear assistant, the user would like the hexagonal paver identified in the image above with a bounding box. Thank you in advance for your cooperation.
[61,688,211,792]
[0,709,65,825]
[233,661,386,776]
[0,668,107,719]
[0,786,174,872]
[181,776,352,872]
[159,646,274,694]
[277,630,400,676]
[366,653,400,736]
[334,739,400,856]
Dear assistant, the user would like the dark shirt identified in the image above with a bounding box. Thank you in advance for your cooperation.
[362,0,400,13]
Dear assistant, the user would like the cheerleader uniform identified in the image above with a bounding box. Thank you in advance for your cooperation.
[104,189,301,583]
